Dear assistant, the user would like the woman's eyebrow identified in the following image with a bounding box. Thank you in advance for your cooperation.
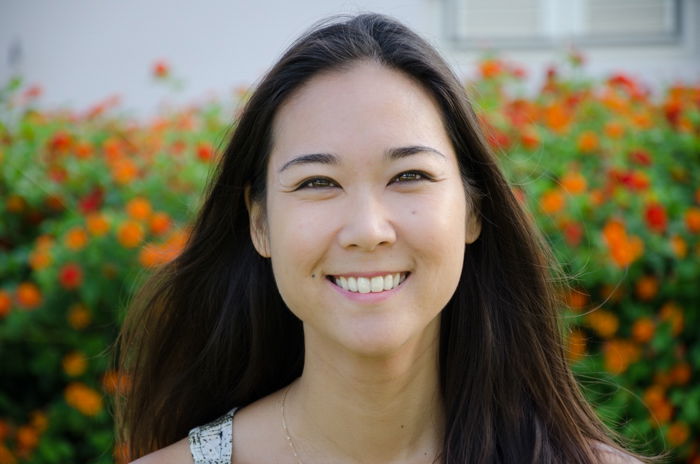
[278,145,445,173]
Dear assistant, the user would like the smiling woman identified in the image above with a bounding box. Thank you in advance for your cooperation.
[116,13,649,464]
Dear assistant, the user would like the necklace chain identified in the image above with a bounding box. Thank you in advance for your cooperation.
[281,384,438,464]
[282,385,304,464]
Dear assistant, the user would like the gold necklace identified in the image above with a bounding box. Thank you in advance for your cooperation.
[282,385,304,464]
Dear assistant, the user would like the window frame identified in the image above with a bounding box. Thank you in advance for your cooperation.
[443,0,684,49]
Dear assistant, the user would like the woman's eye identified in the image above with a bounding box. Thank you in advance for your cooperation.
[298,177,337,190]
[392,171,429,183]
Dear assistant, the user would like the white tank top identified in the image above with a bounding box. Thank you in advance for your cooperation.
[188,408,237,464]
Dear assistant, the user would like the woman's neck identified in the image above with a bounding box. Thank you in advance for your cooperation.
[286,319,444,464]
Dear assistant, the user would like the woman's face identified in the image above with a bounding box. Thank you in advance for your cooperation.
[249,61,480,357]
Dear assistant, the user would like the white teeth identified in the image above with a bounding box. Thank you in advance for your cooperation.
[333,273,407,293]
[357,277,371,293]
[383,274,393,290]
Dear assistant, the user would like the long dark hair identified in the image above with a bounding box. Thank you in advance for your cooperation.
[116,13,644,462]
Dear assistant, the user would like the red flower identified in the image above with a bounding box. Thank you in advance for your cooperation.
[49,131,72,153]
[78,188,104,214]
[23,84,43,99]
[59,263,83,290]
[196,142,214,161]
[153,60,170,78]
[629,149,652,166]
[563,221,584,247]
[645,203,668,233]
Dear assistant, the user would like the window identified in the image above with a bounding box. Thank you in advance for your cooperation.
[445,0,682,48]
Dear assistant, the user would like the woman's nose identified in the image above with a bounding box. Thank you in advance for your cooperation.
[337,194,397,251]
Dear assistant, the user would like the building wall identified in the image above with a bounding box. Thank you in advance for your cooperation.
[1,0,697,117]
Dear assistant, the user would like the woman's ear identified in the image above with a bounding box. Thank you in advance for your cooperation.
[465,207,481,245]
[244,186,271,258]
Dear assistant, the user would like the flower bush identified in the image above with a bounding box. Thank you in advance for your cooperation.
[0,57,698,463]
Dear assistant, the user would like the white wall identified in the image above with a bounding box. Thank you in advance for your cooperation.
[1,0,697,118]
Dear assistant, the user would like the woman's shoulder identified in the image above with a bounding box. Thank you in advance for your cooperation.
[129,437,193,464]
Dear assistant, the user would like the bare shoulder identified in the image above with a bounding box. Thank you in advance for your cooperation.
[129,437,192,464]
[595,442,644,464]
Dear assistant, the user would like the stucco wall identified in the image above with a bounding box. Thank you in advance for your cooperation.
[1,0,697,117]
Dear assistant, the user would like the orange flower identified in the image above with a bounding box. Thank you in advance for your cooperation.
[670,362,691,385]
[603,339,640,374]
[29,411,47,433]
[0,290,11,318]
[139,244,168,268]
[74,141,93,159]
[566,288,589,311]
[544,104,571,133]
[520,128,540,150]
[112,159,138,185]
[103,138,124,160]
[561,171,587,194]
[5,194,27,213]
[602,219,643,267]
[643,385,673,425]
[64,227,88,251]
[577,131,599,153]
[62,352,88,377]
[609,235,643,268]
[58,262,83,290]
[28,249,52,270]
[539,189,565,214]
[149,211,172,236]
[117,221,144,248]
[670,235,687,258]
[86,212,110,236]
[126,197,152,221]
[685,207,700,233]
[16,283,41,309]
[667,422,690,446]
[68,303,91,330]
[64,382,103,416]
[631,111,653,129]
[567,329,586,362]
[585,310,619,338]
[635,275,659,301]
[479,59,502,79]
[643,385,666,407]
[659,302,684,335]
[589,189,605,206]
[603,121,625,139]
[0,444,15,464]
[15,425,38,450]
[631,317,655,343]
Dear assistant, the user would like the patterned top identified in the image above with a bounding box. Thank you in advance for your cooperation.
[188,408,237,464]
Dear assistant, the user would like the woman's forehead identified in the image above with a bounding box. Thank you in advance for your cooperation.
[268,61,454,167]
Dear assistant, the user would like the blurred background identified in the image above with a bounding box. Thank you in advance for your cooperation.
[0,1,699,463]
[2,0,698,116]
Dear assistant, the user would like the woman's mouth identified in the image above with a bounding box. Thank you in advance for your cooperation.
[327,272,409,294]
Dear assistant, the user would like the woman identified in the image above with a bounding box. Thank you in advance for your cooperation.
[118,13,647,464]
